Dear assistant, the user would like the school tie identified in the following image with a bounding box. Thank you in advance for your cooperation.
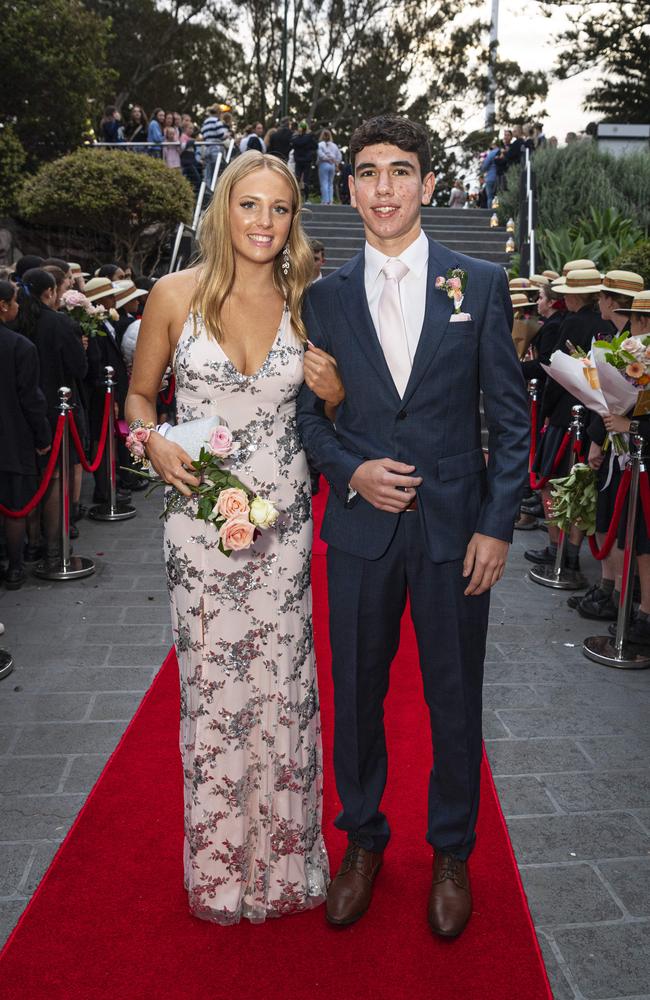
[378,258,410,396]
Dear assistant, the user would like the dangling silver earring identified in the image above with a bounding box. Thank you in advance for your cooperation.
[281,245,290,276]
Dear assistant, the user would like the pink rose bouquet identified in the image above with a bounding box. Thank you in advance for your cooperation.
[60,289,107,338]
[124,421,278,557]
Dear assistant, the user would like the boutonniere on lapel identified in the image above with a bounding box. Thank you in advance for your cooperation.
[435,269,470,321]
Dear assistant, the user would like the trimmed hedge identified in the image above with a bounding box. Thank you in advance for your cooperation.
[499,141,650,246]
[17,148,194,267]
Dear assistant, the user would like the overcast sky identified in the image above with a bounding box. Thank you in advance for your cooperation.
[491,0,596,140]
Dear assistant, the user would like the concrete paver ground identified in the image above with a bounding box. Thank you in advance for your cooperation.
[1,483,649,999]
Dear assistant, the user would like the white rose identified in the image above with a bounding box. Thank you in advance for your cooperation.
[249,496,279,529]
[622,337,645,357]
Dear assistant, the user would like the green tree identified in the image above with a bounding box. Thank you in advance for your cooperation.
[17,149,194,270]
[84,0,242,115]
[0,0,111,165]
[542,0,650,123]
[0,127,27,215]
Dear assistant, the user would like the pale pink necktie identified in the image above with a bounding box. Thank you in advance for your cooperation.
[378,258,410,396]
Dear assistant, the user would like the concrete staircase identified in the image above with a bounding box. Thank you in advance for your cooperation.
[301,205,509,275]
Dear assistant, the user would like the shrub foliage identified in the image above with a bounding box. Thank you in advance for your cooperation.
[0,128,27,216]
[499,142,650,272]
[612,241,650,288]
[17,149,193,268]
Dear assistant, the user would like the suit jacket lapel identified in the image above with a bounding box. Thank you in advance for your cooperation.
[401,239,456,406]
[337,253,402,403]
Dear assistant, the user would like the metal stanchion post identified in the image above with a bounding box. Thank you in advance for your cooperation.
[529,404,587,590]
[583,428,650,669]
[34,388,95,581]
[0,649,14,681]
[89,368,136,522]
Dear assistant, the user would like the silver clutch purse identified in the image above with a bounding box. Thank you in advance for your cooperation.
[157,415,224,461]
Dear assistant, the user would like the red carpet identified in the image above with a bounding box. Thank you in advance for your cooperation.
[0,487,551,1000]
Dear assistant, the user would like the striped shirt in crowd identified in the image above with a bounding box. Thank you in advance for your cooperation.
[201,116,229,146]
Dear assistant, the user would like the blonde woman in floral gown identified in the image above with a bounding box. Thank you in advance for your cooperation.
[126,152,343,924]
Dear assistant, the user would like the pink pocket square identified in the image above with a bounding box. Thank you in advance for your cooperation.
[450,312,472,323]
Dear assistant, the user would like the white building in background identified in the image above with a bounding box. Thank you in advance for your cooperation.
[596,123,650,157]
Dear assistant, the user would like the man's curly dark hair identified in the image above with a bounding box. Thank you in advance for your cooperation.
[349,115,432,179]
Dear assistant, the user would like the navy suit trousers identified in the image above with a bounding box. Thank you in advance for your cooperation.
[327,510,489,860]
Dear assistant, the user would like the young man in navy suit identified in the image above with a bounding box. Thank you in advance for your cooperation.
[297,116,529,937]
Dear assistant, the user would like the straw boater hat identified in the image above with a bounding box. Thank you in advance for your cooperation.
[511,292,534,310]
[84,277,118,302]
[552,268,603,295]
[542,269,560,281]
[68,261,90,278]
[614,290,650,316]
[562,258,597,276]
[509,277,539,298]
[114,280,148,310]
[599,270,644,297]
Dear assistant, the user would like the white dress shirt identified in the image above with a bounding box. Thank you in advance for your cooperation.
[364,229,429,363]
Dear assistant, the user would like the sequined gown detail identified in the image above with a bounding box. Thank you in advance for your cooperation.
[164,309,329,923]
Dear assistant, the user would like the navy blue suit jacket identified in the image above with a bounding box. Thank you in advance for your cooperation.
[296,236,530,563]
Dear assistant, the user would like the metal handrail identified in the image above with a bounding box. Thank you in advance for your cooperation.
[89,140,226,149]
[522,147,536,276]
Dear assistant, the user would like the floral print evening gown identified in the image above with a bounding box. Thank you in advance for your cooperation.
[164,308,329,924]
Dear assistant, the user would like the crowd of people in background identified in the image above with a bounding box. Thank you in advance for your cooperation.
[0,256,156,589]
[509,264,650,642]
[447,121,566,211]
[97,104,348,205]
[97,103,589,215]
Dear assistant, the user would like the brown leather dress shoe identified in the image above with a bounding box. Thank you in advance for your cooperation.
[326,842,383,926]
[428,852,472,938]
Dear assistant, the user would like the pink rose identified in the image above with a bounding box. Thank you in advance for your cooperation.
[449,276,462,290]
[208,424,235,457]
[61,289,88,310]
[216,487,249,519]
[131,426,151,444]
[219,515,255,551]
[126,435,146,458]
[435,276,446,289]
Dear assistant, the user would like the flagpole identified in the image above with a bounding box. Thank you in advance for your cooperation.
[485,0,500,129]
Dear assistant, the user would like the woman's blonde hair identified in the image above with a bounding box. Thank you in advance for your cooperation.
[190,151,313,343]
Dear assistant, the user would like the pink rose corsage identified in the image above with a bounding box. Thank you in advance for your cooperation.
[435,268,468,314]
[126,420,155,467]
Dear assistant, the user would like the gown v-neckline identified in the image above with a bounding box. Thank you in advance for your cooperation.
[215,307,287,380]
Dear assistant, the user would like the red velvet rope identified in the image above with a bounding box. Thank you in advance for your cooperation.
[159,374,175,406]
[588,467,632,561]
[0,414,66,519]
[68,392,110,473]
[529,429,571,491]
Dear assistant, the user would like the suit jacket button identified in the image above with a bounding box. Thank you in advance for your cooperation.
[397,410,407,420]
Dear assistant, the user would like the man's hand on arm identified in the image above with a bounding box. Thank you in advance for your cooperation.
[350,459,422,513]
[463,534,509,596]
